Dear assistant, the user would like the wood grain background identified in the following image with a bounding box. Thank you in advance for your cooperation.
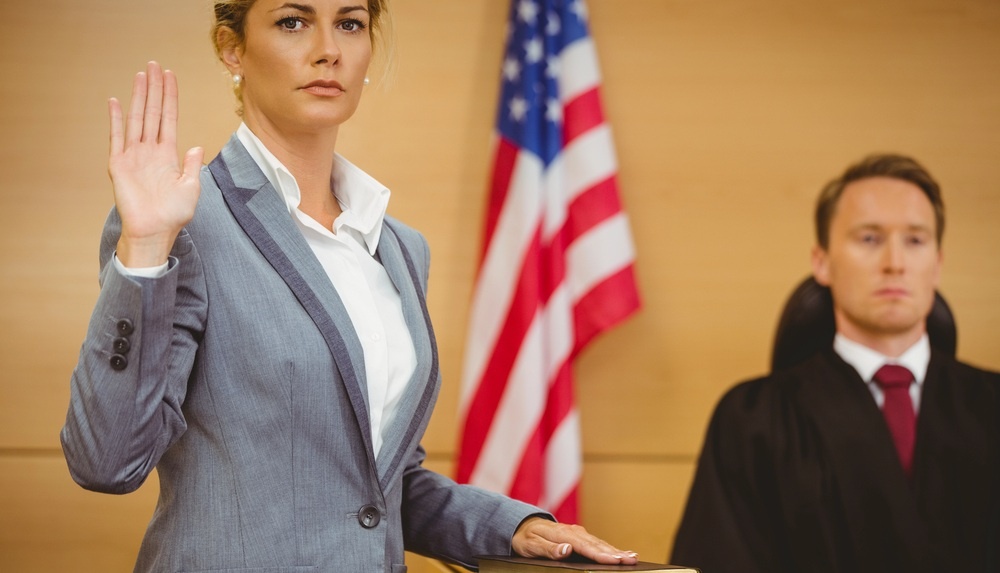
[1,0,997,570]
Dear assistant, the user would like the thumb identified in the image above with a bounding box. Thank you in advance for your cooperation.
[546,543,574,560]
[182,147,205,181]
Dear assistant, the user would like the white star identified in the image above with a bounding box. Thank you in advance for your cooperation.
[503,56,522,82]
[546,99,563,124]
[545,56,560,79]
[509,96,529,122]
[518,0,539,24]
[570,0,588,22]
[546,12,561,36]
[524,37,544,64]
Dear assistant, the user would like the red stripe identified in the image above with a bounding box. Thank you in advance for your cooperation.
[551,483,579,524]
[506,359,576,506]
[481,138,520,263]
[562,175,623,245]
[573,265,641,356]
[456,226,543,484]
[563,87,605,144]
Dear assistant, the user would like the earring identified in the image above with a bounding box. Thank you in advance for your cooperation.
[363,77,370,86]
[233,74,242,85]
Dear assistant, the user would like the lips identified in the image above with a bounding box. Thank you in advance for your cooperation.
[301,79,345,96]
[875,287,910,298]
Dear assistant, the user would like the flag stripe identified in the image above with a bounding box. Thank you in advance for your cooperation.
[563,87,605,144]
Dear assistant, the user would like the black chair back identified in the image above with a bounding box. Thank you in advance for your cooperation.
[770,277,957,371]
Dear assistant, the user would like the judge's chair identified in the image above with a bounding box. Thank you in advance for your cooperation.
[770,277,957,372]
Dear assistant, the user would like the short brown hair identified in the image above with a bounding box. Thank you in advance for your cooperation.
[815,153,945,249]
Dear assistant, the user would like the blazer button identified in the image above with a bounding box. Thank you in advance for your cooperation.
[113,337,131,354]
[109,354,128,371]
[358,505,381,529]
[116,319,134,336]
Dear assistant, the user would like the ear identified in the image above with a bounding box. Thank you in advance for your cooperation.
[932,248,943,289]
[811,245,832,286]
[216,26,243,75]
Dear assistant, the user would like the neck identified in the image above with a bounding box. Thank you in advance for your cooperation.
[245,115,342,227]
[834,317,926,358]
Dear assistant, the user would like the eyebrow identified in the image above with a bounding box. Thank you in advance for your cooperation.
[850,223,934,234]
[269,3,369,15]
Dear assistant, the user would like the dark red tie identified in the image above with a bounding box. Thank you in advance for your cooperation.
[873,364,916,477]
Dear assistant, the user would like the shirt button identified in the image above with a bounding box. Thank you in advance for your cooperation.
[357,504,381,529]
[109,354,128,371]
[116,319,134,336]
[371,333,381,342]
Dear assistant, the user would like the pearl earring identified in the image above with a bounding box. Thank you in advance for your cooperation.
[363,77,370,86]
[233,74,242,85]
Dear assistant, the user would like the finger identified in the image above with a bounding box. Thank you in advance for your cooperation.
[142,61,164,142]
[124,71,148,145]
[109,97,124,157]
[160,69,179,145]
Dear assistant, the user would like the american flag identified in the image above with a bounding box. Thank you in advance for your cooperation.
[456,0,641,523]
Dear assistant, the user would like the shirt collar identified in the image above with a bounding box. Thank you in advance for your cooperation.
[833,333,930,385]
[235,122,390,255]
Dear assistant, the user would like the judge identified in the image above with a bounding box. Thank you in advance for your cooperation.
[671,154,1000,573]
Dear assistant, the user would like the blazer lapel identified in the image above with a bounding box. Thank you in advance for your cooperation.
[207,137,376,469]
[372,220,440,489]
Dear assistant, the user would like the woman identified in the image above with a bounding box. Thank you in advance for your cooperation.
[60,0,638,571]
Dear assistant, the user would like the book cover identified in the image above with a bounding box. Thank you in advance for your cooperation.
[477,555,699,572]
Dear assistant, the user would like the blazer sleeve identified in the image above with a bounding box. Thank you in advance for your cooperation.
[389,221,550,569]
[60,207,208,494]
[400,445,549,570]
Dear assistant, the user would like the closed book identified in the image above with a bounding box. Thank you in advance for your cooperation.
[477,556,699,572]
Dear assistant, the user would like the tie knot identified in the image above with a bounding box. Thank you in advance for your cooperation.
[873,364,914,389]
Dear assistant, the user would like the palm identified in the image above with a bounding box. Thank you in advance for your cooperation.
[109,62,203,267]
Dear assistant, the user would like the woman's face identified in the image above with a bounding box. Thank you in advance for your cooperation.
[225,0,373,134]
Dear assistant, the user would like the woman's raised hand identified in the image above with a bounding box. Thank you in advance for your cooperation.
[109,61,204,267]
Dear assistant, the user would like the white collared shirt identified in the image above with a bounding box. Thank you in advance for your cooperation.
[833,333,930,414]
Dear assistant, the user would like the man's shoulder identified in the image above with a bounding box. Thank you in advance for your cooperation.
[725,351,837,397]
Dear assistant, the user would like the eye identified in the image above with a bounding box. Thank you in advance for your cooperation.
[338,18,368,33]
[859,232,881,245]
[276,16,306,31]
[906,234,929,246]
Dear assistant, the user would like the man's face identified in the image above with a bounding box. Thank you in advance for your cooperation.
[812,176,942,348]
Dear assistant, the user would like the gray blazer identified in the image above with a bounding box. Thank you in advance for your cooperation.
[61,136,543,573]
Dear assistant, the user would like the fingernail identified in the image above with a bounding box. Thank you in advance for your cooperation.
[558,543,571,556]
[626,551,638,558]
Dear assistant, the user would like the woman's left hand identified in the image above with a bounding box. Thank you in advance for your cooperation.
[511,516,639,565]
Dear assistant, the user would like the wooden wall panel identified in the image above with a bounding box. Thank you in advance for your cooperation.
[1,0,998,570]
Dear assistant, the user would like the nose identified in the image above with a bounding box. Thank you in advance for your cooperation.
[313,27,341,66]
[882,235,905,274]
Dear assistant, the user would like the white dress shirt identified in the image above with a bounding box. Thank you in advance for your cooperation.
[117,123,417,458]
[833,333,930,414]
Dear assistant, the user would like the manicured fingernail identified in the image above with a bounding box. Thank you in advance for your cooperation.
[558,543,571,556]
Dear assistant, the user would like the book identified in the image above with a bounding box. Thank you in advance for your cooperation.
[477,555,699,572]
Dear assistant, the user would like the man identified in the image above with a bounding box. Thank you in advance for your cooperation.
[671,154,1000,573]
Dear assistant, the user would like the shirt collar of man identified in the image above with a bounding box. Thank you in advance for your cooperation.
[235,122,390,256]
[834,332,930,385]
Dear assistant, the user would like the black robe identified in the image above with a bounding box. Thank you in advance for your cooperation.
[671,349,1000,573]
